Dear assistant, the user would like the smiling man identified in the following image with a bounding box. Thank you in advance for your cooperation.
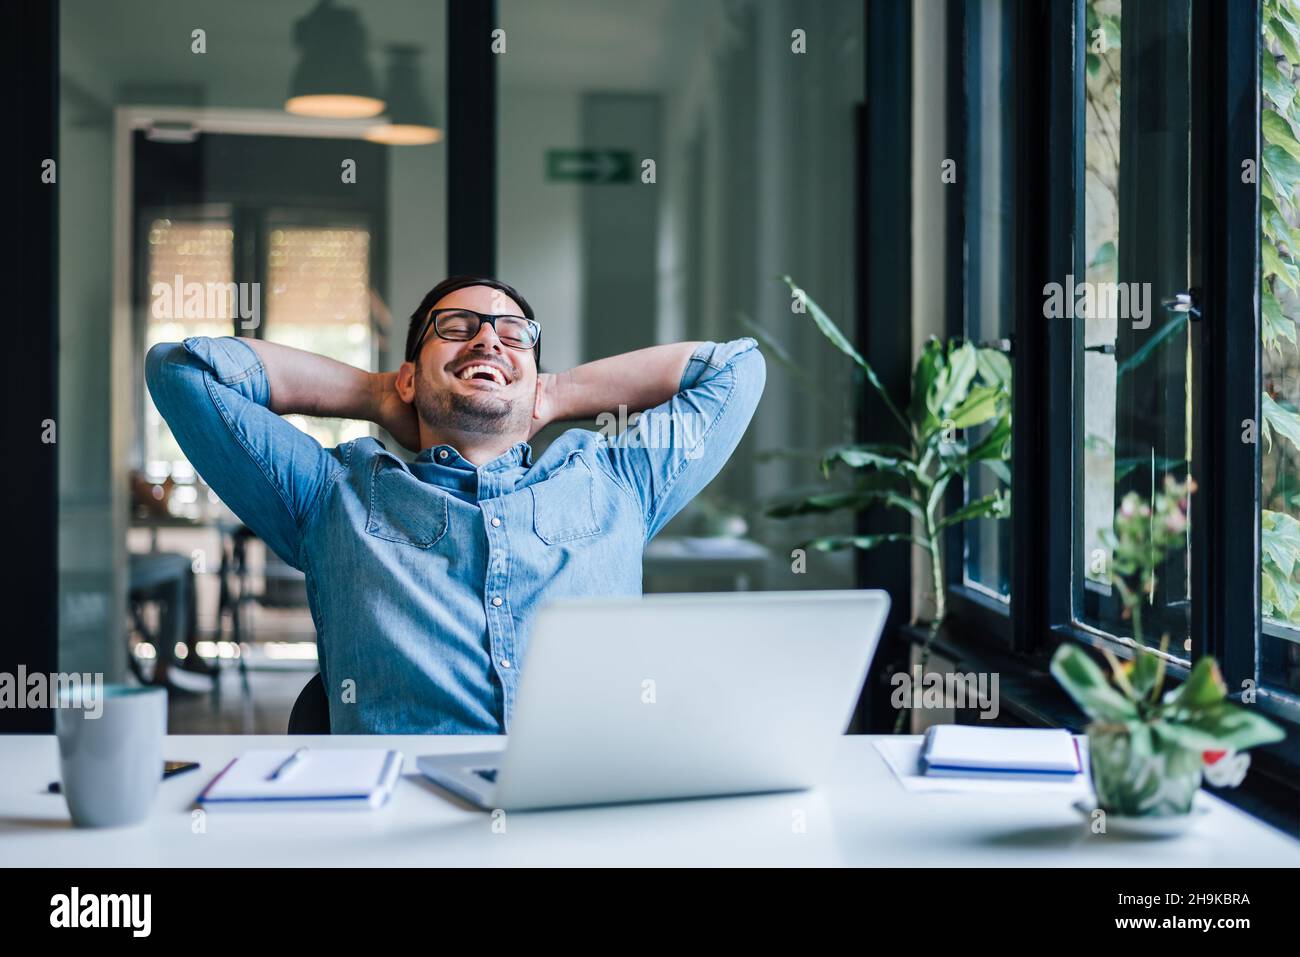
[146,276,765,733]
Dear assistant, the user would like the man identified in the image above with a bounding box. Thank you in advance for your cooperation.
[146,276,765,733]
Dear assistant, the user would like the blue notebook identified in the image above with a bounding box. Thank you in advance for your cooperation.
[198,748,404,811]
[919,726,1082,781]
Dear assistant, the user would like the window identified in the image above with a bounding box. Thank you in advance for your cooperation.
[960,0,1016,601]
[1077,0,1194,660]
[133,132,388,478]
[142,214,235,470]
[264,220,375,450]
[1261,2,1300,698]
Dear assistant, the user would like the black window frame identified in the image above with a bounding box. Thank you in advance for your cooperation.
[942,0,1021,649]
[907,0,1300,825]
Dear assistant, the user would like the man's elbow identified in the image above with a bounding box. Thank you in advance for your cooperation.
[145,341,191,413]
[733,341,766,405]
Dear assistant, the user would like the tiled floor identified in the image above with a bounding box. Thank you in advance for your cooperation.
[166,662,314,734]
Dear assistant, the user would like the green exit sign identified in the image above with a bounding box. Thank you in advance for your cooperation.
[546,149,634,183]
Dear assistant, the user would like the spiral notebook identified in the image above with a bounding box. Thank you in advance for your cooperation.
[919,726,1083,781]
[197,748,404,811]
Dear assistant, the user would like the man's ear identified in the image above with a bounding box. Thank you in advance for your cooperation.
[395,361,417,404]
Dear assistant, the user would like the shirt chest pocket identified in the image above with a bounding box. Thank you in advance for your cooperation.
[530,453,602,544]
[365,456,449,548]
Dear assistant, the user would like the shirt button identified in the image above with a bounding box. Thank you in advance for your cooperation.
[491,517,501,527]
[492,596,503,607]
[500,659,512,669]
[437,449,448,460]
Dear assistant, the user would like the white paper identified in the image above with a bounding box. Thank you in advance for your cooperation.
[925,725,1082,773]
[875,737,1090,795]
[202,748,402,801]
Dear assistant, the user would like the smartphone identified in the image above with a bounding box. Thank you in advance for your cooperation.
[48,760,200,793]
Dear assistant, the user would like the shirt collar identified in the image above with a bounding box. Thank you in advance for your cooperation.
[417,441,533,471]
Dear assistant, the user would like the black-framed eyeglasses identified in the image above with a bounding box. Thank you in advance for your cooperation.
[408,308,542,361]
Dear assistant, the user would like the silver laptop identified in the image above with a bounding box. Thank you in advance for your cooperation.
[417,589,889,811]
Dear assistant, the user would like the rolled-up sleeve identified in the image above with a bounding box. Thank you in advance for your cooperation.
[600,337,765,541]
[145,337,339,568]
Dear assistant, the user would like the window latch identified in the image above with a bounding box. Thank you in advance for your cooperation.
[1161,289,1202,320]
[975,336,1013,354]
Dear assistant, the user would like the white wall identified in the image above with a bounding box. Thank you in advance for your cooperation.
[58,64,123,679]
[385,142,448,370]
[911,0,950,622]
[497,91,585,374]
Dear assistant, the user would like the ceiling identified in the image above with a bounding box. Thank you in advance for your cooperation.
[61,0,725,112]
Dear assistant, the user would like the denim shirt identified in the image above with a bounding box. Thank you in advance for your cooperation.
[145,336,765,733]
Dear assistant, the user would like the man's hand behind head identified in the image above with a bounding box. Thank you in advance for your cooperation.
[371,371,422,452]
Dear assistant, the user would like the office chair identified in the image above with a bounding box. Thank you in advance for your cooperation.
[288,672,331,733]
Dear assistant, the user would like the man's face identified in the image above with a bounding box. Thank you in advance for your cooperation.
[401,285,537,437]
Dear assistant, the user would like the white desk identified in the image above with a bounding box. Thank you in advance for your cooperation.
[3,734,1298,867]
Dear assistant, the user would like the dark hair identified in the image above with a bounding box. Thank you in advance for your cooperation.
[405,275,539,366]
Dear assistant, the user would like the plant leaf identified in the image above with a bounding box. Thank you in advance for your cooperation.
[768,488,923,523]
[820,443,921,481]
[1116,313,1189,378]
[937,491,1010,530]
[1264,51,1296,113]
[1263,390,1300,455]
[801,533,930,554]
[930,341,978,418]
[947,384,1002,430]
[783,276,913,438]
[976,347,1013,393]
[966,415,1012,462]
[1154,702,1286,752]
[1050,644,1140,724]
[1265,108,1300,163]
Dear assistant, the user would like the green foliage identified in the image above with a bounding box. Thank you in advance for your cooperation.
[1053,643,1284,755]
[1101,475,1195,645]
[768,279,1011,626]
[1262,508,1300,619]
[1084,2,1121,80]
[1260,0,1300,624]
[1052,482,1284,778]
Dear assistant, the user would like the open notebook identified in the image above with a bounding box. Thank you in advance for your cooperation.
[919,726,1083,781]
[197,749,404,811]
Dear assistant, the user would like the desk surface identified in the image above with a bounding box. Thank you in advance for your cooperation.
[3,734,1298,867]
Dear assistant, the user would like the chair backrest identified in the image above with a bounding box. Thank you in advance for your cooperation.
[288,672,331,734]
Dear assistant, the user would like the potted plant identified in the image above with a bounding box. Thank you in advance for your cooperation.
[763,277,1011,640]
[1051,476,1285,819]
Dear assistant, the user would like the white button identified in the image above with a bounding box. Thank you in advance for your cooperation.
[438,449,448,460]
[500,659,511,669]
[492,596,503,607]
[491,517,501,527]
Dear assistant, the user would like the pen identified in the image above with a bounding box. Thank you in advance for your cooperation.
[267,747,308,781]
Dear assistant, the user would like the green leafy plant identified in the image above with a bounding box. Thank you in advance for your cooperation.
[1084,2,1121,80]
[1052,477,1284,816]
[1261,0,1300,623]
[765,278,1011,632]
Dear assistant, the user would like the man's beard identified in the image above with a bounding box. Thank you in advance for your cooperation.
[414,365,531,436]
